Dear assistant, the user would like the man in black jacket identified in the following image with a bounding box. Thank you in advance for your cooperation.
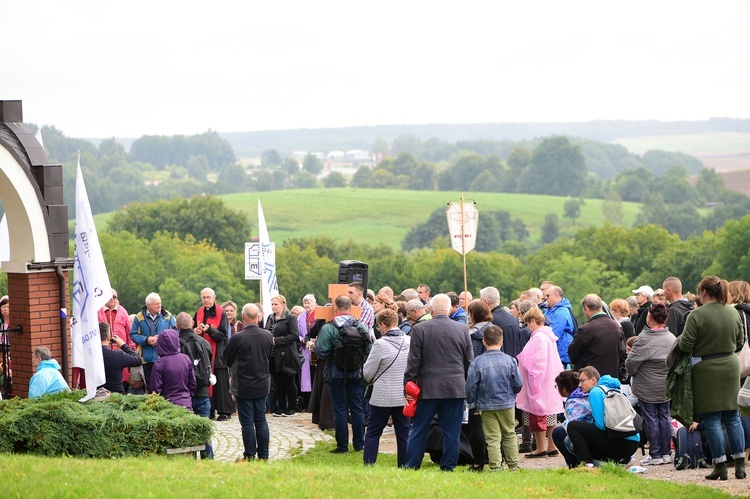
[568,295,623,378]
[663,277,693,336]
[99,322,142,394]
[176,313,213,412]
[176,311,215,459]
[224,303,274,461]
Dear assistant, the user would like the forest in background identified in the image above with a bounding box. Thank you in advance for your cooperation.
[2,119,750,315]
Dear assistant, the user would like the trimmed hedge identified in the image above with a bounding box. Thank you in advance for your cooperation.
[0,391,213,457]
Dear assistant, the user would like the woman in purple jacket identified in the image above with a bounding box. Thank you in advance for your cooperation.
[151,329,196,410]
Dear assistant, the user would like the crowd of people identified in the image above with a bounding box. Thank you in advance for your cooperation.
[6,275,750,479]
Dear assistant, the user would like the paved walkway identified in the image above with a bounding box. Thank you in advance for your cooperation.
[212,413,333,461]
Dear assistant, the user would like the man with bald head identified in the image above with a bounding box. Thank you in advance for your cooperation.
[177,311,215,459]
[404,293,473,471]
[568,294,624,378]
[663,277,692,337]
[224,303,274,461]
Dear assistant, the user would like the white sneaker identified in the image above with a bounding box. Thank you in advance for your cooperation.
[640,456,663,466]
[660,455,671,465]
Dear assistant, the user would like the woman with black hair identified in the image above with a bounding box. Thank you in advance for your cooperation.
[679,276,746,480]
[625,302,676,466]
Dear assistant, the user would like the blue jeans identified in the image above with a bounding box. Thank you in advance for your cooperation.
[405,398,464,471]
[192,396,214,459]
[702,410,745,464]
[364,404,410,467]
[327,377,365,451]
[640,401,671,459]
[236,397,270,460]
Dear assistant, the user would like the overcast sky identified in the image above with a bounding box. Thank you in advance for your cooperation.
[2,1,748,138]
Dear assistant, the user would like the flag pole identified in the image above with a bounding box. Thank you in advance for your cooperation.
[461,193,468,304]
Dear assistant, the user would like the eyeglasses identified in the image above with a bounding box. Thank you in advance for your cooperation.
[579,377,591,384]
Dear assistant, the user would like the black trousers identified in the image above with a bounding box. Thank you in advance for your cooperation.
[566,420,639,464]
[271,371,298,413]
[468,409,487,466]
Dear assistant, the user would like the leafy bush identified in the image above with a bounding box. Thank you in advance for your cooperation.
[0,391,212,457]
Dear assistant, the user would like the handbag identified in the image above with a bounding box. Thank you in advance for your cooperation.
[738,312,750,378]
[364,337,404,401]
[738,376,750,417]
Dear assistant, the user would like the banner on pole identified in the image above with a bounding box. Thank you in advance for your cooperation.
[245,242,261,280]
[257,200,278,321]
[446,199,479,255]
[71,157,111,402]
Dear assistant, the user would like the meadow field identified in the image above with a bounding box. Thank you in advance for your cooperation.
[91,189,640,251]
[220,189,641,250]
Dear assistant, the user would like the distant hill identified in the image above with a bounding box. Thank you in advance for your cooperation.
[92,189,641,251]
[219,188,641,250]
[218,118,750,157]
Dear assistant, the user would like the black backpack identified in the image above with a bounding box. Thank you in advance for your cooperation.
[570,312,579,336]
[180,335,212,389]
[333,322,369,372]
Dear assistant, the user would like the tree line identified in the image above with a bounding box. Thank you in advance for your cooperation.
[2,193,748,317]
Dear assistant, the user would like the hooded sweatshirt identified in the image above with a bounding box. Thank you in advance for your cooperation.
[150,329,196,409]
[28,359,70,398]
[589,375,640,443]
[562,386,594,429]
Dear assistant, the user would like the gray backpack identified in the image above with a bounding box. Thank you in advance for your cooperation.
[597,386,643,439]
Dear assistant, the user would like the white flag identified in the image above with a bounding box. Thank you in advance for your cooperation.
[71,157,111,402]
[0,214,8,267]
[35,127,44,149]
[446,199,479,255]
[258,200,278,323]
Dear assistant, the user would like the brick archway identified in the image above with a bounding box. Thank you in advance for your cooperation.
[0,100,72,398]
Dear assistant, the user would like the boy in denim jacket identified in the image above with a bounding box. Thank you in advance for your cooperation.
[465,325,524,470]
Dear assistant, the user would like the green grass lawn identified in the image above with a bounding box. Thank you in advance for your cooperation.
[218,189,640,250]
[0,443,729,498]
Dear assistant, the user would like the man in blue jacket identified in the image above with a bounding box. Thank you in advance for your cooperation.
[544,286,575,367]
[130,292,176,392]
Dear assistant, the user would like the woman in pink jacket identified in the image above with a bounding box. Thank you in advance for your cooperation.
[516,307,565,458]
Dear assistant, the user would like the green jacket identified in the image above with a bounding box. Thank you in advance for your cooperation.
[678,302,743,413]
[666,345,693,426]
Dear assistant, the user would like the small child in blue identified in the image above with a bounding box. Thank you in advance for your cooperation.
[551,370,594,468]
[465,325,524,471]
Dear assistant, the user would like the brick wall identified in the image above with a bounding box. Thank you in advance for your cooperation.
[7,271,70,398]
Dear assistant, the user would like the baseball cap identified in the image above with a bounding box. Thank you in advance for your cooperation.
[631,285,654,298]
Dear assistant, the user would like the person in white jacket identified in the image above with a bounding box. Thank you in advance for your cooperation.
[362,308,410,466]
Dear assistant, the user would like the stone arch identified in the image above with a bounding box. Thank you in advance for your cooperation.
[0,100,72,398]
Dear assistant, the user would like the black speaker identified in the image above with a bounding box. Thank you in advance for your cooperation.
[338,260,368,292]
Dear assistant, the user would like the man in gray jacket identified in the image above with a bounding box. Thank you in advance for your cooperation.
[403,294,473,471]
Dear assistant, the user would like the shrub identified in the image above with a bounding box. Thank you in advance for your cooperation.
[0,391,212,457]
